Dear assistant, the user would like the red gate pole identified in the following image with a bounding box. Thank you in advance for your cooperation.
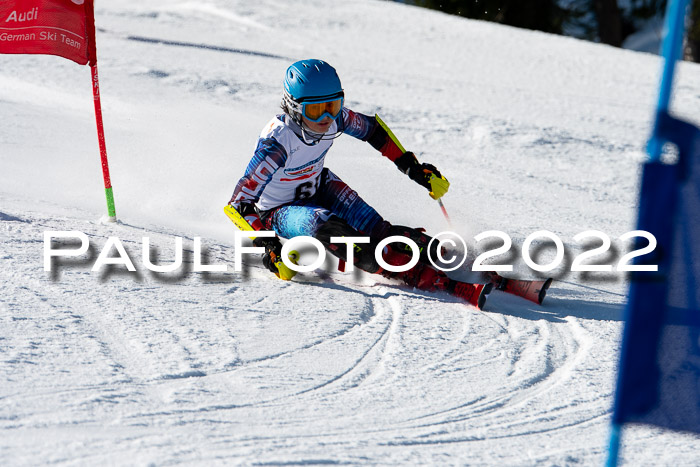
[90,62,116,221]
[85,1,116,222]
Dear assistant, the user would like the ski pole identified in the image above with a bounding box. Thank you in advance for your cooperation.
[375,114,452,227]
[437,198,453,228]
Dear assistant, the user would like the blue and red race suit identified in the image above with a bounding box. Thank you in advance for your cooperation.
[229,108,407,240]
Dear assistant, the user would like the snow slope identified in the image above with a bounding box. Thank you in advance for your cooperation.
[2,0,700,465]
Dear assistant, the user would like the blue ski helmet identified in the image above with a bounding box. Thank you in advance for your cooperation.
[284,59,343,103]
[282,59,344,126]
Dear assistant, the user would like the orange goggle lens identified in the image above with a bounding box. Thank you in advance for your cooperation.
[303,99,343,122]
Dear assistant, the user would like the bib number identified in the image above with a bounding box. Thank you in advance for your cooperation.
[294,176,320,201]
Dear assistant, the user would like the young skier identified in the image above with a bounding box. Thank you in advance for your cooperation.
[227,59,492,308]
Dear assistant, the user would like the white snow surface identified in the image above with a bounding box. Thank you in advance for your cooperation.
[2,0,700,465]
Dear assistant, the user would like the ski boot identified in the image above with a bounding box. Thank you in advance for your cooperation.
[382,247,492,309]
[485,271,552,305]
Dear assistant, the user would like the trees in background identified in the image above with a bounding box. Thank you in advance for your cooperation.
[406,0,700,62]
[593,0,623,46]
[688,0,700,61]
[565,0,665,46]
[409,0,566,34]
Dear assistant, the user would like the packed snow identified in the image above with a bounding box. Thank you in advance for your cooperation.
[2,0,700,465]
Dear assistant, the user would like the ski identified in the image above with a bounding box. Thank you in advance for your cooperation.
[380,247,494,310]
[486,272,552,305]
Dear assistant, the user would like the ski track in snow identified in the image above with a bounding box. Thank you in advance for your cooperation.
[3,0,700,465]
[0,203,622,464]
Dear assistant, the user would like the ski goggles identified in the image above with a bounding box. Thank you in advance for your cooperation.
[301,97,344,122]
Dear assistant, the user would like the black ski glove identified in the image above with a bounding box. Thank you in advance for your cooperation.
[395,152,450,200]
[253,236,283,274]
[409,162,441,189]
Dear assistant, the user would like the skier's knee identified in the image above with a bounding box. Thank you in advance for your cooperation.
[386,224,439,264]
[316,216,381,273]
